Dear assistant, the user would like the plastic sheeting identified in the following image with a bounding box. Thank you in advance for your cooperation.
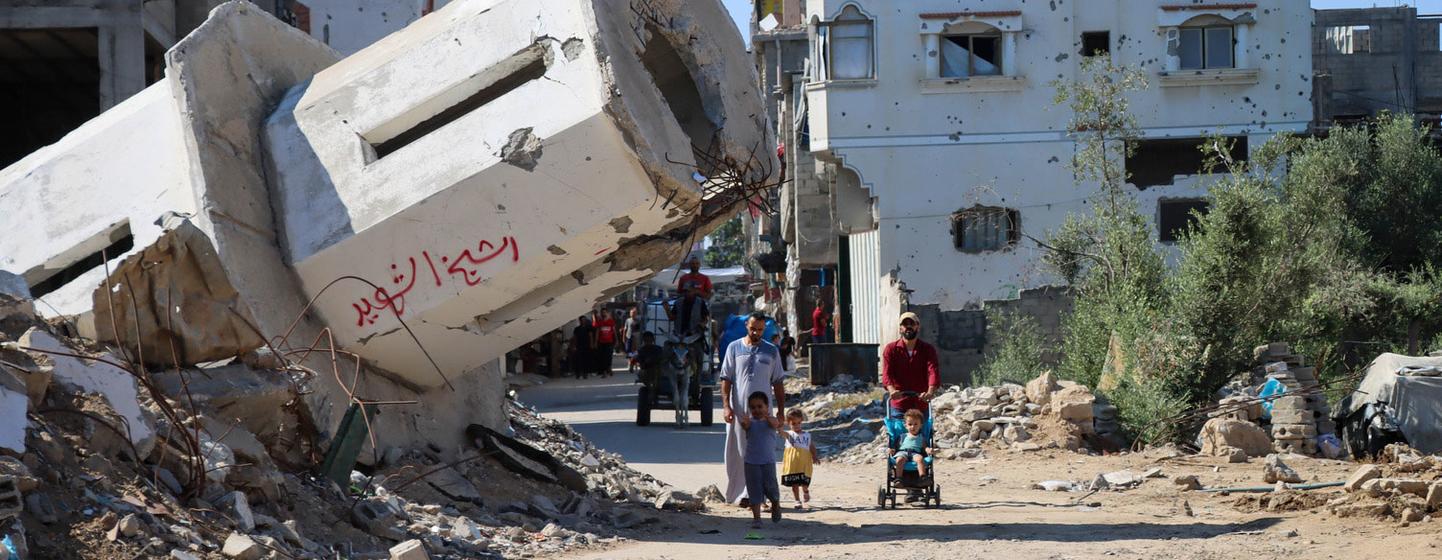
[1339,353,1442,454]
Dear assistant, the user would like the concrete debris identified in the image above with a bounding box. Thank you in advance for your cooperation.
[793,372,1104,466]
[390,539,430,560]
[1033,480,1076,492]
[695,484,724,503]
[91,221,266,367]
[0,271,30,302]
[19,329,156,459]
[222,532,262,560]
[1262,454,1304,484]
[1173,474,1203,491]
[1216,342,1335,457]
[1344,464,1381,492]
[1199,417,1273,458]
[0,370,27,454]
[0,476,20,520]
[1100,467,1164,490]
[426,466,482,503]
[222,491,255,532]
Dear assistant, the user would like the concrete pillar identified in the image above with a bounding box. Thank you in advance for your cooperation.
[1233,23,1248,69]
[1002,32,1017,76]
[925,33,940,78]
[98,10,147,110]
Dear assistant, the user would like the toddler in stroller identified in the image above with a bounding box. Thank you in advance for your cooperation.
[878,392,941,509]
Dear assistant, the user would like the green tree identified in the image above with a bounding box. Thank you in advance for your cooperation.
[702,216,747,268]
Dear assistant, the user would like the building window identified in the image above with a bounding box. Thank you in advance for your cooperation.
[1324,25,1372,54]
[952,207,1019,253]
[1158,199,1210,243]
[941,33,1001,77]
[1127,136,1247,189]
[1179,24,1233,69]
[816,5,874,81]
[1081,31,1110,57]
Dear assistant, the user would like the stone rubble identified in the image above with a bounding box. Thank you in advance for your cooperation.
[1326,444,1442,522]
[0,297,690,559]
[785,372,1105,466]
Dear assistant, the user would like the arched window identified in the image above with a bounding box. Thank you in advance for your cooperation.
[816,5,874,81]
[1178,15,1234,70]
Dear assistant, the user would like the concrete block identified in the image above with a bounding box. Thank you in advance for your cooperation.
[390,539,430,560]
[260,0,769,388]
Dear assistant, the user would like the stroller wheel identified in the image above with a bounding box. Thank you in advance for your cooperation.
[934,484,942,506]
[877,485,886,508]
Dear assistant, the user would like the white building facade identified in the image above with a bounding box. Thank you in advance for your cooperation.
[802,1,1313,380]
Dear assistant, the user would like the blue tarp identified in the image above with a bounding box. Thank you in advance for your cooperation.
[1258,378,1287,418]
[716,314,778,363]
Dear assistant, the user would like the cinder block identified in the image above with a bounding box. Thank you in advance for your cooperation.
[0,475,21,519]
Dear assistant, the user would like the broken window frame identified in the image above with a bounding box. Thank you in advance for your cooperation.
[1157,198,1210,244]
[1080,31,1110,57]
[814,5,875,82]
[1178,24,1234,70]
[951,206,1020,253]
[940,33,1002,78]
[1324,24,1372,55]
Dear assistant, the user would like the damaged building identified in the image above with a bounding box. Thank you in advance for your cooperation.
[0,0,769,458]
[754,1,1313,382]
[1312,6,1442,130]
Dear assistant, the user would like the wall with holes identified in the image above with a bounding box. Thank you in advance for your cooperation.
[805,0,1311,338]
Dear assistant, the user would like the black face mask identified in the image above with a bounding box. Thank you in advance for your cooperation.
[901,329,918,340]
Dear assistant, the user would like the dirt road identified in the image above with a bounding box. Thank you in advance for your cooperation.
[521,368,1437,560]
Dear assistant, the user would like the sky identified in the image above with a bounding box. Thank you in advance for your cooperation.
[720,0,1442,43]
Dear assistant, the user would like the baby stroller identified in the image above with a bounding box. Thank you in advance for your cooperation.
[877,391,941,509]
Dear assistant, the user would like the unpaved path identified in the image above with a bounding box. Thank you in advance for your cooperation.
[577,450,1438,559]
[521,366,1437,559]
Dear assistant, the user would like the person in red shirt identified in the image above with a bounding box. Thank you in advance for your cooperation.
[881,311,940,416]
[677,256,713,301]
[593,309,617,378]
[809,302,831,344]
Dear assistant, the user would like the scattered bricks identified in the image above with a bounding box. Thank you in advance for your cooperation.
[1344,465,1382,492]
[0,475,20,520]
[1426,483,1442,511]
[1359,479,1386,498]
[1264,361,1290,374]
[390,539,430,560]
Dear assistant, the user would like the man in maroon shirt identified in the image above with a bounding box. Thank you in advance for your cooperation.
[881,311,940,416]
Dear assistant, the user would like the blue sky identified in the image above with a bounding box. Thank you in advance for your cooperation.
[721,0,1442,42]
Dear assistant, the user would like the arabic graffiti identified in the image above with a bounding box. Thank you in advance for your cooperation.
[352,236,520,327]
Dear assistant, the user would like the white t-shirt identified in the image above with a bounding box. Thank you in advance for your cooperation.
[784,430,811,449]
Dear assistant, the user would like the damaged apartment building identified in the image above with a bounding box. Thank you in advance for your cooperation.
[0,0,769,457]
[754,1,1314,382]
[1312,6,1442,131]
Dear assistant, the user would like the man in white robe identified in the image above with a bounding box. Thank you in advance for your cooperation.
[719,312,787,505]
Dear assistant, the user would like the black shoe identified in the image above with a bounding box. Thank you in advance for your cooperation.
[904,492,921,503]
[739,498,751,508]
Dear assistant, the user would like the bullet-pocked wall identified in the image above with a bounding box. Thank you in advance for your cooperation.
[804,1,1312,364]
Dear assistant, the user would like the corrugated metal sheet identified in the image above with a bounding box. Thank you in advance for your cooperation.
[848,229,880,344]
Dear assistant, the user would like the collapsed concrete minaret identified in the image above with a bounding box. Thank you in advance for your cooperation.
[0,0,770,454]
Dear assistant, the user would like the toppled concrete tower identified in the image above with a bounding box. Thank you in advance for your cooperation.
[0,0,769,450]
[263,0,767,387]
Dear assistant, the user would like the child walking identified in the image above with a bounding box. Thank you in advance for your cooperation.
[780,409,818,509]
[741,391,782,528]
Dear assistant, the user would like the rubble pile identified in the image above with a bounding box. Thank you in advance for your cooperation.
[787,372,1105,465]
[1326,444,1442,523]
[1207,342,1340,459]
[0,294,684,559]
